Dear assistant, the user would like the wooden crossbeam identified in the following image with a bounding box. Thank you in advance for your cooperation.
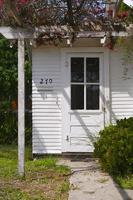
[0,27,130,40]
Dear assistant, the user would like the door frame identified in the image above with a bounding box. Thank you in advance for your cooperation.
[61,47,110,152]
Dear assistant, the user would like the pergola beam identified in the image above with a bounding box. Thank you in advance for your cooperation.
[0,27,33,39]
[0,26,130,40]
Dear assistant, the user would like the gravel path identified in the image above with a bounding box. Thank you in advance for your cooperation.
[59,159,133,200]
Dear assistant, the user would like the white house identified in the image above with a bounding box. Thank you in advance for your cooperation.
[32,34,133,154]
[0,27,133,157]
[1,1,132,157]
[0,0,132,176]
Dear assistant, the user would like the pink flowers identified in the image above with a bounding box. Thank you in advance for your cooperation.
[0,0,3,9]
[19,0,29,3]
[0,0,29,10]
[117,11,128,18]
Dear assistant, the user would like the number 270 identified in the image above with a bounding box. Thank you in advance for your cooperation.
[40,78,53,85]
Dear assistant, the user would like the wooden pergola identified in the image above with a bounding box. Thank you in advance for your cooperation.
[0,27,33,176]
[0,26,130,176]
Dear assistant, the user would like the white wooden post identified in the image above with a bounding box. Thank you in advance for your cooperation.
[18,38,25,176]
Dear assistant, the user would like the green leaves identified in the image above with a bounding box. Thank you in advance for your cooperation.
[94,117,133,176]
[0,35,32,145]
[0,36,17,100]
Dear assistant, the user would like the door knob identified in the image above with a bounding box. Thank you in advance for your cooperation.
[102,106,106,112]
[66,135,69,141]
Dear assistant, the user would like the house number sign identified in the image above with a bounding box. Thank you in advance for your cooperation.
[40,78,53,85]
[39,78,54,91]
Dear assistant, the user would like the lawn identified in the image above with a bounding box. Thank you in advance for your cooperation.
[0,145,70,200]
[114,175,133,190]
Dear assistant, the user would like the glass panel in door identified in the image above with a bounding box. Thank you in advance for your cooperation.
[71,57,84,82]
[71,56,100,111]
[86,57,100,110]
[86,58,99,83]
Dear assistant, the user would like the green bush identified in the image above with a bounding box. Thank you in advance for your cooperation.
[94,117,133,176]
[0,111,32,145]
[0,36,32,146]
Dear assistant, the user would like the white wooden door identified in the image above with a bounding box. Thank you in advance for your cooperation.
[62,53,105,152]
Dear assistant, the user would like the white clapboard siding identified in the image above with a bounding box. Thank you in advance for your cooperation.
[32,47,62,154]
[33,134,61,138]
[110,50,133,122]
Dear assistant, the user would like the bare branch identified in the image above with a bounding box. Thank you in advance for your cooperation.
[66,0,75,27]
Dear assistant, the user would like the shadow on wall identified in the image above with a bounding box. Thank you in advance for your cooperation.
[110,49,133,122]
[33,73,105,153]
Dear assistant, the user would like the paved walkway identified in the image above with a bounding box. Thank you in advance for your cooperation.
[59,159,133,200]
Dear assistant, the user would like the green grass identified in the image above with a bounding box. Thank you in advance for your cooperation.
[0,145,70,200]
[114,175,133,190]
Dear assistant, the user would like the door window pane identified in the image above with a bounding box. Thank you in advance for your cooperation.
[71,57,84,82]
[71,85,84,109]
[86,85,99,110]
[86,58,99,83]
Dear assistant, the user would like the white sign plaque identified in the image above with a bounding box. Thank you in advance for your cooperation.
[40,78,53,85]
[39,78,54,91]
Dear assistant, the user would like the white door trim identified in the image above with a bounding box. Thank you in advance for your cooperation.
[61,47,110,152]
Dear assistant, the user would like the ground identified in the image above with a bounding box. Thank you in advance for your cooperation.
[0,145,70,200]
[59,159,133,200]
[0,146,133,200]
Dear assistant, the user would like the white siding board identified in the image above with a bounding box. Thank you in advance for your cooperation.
[110,49,133,122]
[33,72,61,76]
[33,144,61,148]
[33,147,61,149]
[111,101,133,105]
[33,135,61,139]
[33,127,61,131]
[32,116,61,120]
[33,125,61,128]
[32,47,62,154]
[33,57,60,63]
[32,120,62,123]
[33,132,61,135]
[32,68,60,73]
[32,113,61,117]
[112,105,133,109]
[33,139,61,143]
[32,108,61,112]
[32,102,61,106]
[32,99,61,103]
[32,91,62,96]
[33,144,62,148]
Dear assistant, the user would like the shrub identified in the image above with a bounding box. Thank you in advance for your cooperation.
[94,117,133,176]
[0,111,32,145]
[0,35,32,146]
